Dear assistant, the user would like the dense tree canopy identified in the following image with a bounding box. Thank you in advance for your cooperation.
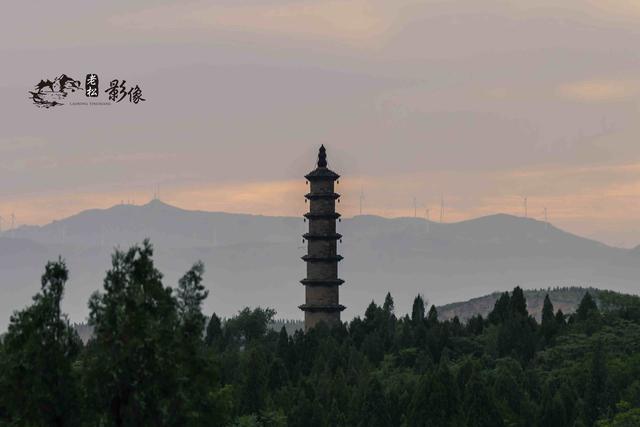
[0,259,81,426]
[1,242,640,426]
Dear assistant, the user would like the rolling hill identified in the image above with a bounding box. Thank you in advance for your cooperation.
[437,287,614,321]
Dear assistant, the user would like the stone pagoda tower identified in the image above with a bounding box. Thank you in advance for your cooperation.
[300,145,345,330]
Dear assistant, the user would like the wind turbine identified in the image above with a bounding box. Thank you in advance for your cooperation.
[425,208,430,233]
[298,211,305,250]
[359,187,365,215]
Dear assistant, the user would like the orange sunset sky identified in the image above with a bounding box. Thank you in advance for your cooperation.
[2,0,640,247]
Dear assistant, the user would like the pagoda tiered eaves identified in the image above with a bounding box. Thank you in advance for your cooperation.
[304,192,341,200]
[302,232,342,241]
[304,212,341,220]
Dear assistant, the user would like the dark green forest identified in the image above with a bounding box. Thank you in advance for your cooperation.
[1,240,640,426]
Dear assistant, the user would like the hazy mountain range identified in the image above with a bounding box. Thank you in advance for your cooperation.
[1,199,639,331]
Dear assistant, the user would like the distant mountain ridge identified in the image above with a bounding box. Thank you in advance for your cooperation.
[1,200,639,331]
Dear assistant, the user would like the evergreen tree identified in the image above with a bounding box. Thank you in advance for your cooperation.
[467,314,484,335]
[175,261,218,426]
[364,301,381,332]
[177,261,208,342]
[240,346,269,415]
[382,295,397,349]
[555,309,566,327]
[577,292,599,321]
[489,292,511,324]
[584,342,609,426]
[540,384,568,427]
[540,294,557,343]
[267,357,289,390]
[0,259,81,427]
[427,305,439,324]
[496,287,537,361]
[510,286,528,318]
[81,240,179,426]
[576,292,601,335]
[361,330,384,363]
[409,364,460,426]
[464,374,504,427]
[411,295,425,324]
[205,313,223,348]
[276,326,291,365]
[358,377,391,427]
[383,292,395,315]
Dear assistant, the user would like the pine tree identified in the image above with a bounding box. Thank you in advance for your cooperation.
[412,295,425,324]
[177,261,208,343]
[205,313,223,348]
[381,293,397,349]
[267,357,289,390]
[467,314,484,335]
[175,261,217,426]
[383,292,395,315]
[276,326,291,364]
[494,288,537,361]
[464,374,504,427]
[427,305,439,324]
[240,346,269,414]
[81,240,179,426]
[584,342,609,426]
[576,292,601,335]
[409,364,460,426]
[540,294,557,343]
[555,309,566,327]
[364,300,381,332]
[489,292,511,324]
[540,383,568,427]
[358,377,391,427]
[0,259,81,426]
[510,286,528,318]
[576,292,599,321]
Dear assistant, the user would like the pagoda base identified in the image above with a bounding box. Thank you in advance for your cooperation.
[302,309,343,330]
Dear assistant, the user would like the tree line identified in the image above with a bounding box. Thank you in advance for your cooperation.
[1,240,640,426]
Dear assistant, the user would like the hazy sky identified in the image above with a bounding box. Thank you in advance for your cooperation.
[2,0,640,247]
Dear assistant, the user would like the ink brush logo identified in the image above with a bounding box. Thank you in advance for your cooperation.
[29,73,146,108]
[28,74,82,108]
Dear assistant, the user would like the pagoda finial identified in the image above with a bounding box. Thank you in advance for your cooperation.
[317,145,327,168]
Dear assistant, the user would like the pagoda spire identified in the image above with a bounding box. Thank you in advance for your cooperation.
[317,144,327,168]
